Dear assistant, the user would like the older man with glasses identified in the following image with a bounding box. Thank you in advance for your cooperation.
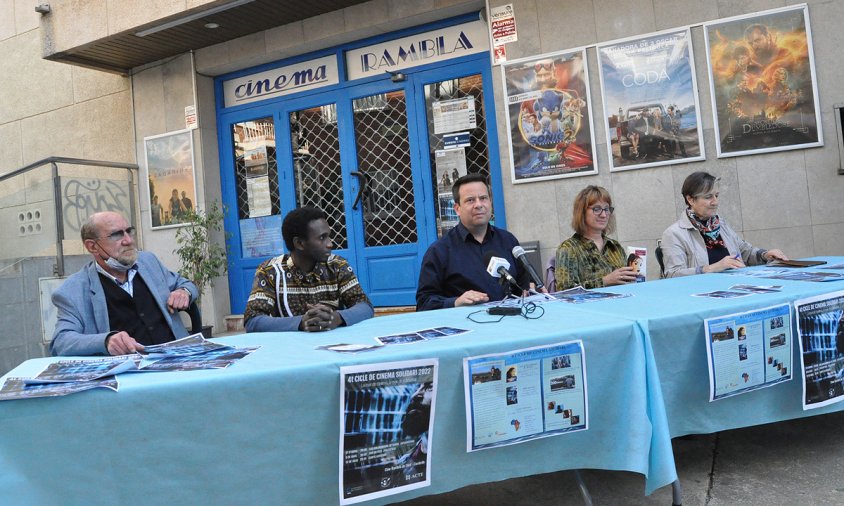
[50,211,198,356]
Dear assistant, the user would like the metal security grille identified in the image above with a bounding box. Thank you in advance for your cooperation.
[352,91,418,247]
[232,117,280,220]
[290,106,348,249]
[424,75,490,237]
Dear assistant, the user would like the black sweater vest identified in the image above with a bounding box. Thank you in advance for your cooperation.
[99,273,175,346]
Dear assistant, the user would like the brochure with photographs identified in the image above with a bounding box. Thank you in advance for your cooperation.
[141,333,233,358]
[729,284,784,294]
[692,290,753,299]
[24,355,140,384]
[316,343,384,353]
[551,286,631,303]
[0,376,119,401]
[132,346,260,372]
[374,327,471,346]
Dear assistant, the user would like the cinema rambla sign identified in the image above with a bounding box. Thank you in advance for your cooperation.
[345,20,489,80]
[222,20,488,108]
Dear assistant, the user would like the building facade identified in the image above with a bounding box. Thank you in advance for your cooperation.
[1,0,843,370]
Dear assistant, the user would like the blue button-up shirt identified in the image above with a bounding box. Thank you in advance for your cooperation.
[416,222,529,311]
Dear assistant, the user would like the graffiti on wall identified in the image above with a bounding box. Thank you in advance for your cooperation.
[62,178,131,232]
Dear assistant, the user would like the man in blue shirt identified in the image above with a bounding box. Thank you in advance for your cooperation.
[416,173,532,311]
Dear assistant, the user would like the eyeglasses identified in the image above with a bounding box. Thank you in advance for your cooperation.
[99,227,136,242]
[534,62,554,72]
[590,206,614,216]
[695,192,719,201]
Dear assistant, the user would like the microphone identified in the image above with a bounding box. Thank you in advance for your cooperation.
[484,253,521,290]
[512,245,544,290]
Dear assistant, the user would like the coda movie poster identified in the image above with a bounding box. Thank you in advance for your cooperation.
[597,28,705,171]
[339,359,438,504]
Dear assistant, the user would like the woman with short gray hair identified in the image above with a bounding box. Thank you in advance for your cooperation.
[660,171,787,278]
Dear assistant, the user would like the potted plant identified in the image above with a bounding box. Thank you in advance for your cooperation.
[173,201,229,337]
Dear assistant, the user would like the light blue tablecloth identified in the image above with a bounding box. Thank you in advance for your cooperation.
[562,256,844,437]
[0,303,677,504]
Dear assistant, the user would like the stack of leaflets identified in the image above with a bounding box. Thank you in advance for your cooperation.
[0,334,258,401]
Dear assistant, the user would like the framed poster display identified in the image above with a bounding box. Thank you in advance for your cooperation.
[143,129,197,229]
[501,48,597,183]
[704,5,822,157]
[597,28,705,171]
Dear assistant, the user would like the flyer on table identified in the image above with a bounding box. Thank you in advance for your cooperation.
[704,303,792,401]
[463,340,587,451]
[794,291,844,410]
[339,359,438,505]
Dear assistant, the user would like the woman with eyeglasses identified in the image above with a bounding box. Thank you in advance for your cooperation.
[661,171,787,278]
[555,185,638,290]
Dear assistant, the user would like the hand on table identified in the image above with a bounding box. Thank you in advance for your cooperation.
[106,331,145,355]
[455,290,490,307]
[300,303,341,332]
[763,249,788,262]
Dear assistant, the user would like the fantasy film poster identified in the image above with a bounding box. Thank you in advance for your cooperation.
[502,48,597,183]
[597,28,705,171]
[704,5,822,157]
[339,359,438,504]
[794,291,844,411]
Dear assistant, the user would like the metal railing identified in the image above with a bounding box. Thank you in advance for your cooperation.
[0,156,139,276]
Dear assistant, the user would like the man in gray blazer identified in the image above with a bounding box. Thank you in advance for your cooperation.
[51,211,198,356]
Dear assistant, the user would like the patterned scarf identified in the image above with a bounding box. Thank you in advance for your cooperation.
[686,208,725,249]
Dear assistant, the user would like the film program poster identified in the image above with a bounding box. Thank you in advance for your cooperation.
[502,49,597,183]
[463,340,587,451]
[794,291,844,410]
[143,129,197,229]
[339,359,438,505]
[597,28,705,172]
[704,5,822,158]
[704,303,792,402]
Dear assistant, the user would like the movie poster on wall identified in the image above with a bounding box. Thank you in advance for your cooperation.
[704,5,822,158]
[597,28,705,172]
[143,129,197,229]
[501,48,597,183]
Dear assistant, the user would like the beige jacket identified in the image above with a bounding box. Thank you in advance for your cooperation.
[660,214,766,278]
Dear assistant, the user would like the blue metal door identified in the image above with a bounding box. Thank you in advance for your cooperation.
[219,53,500,312]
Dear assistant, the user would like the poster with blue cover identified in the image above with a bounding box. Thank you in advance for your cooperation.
[501,48,597,183]
[598,28,705,171]
[794,291,844,410]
